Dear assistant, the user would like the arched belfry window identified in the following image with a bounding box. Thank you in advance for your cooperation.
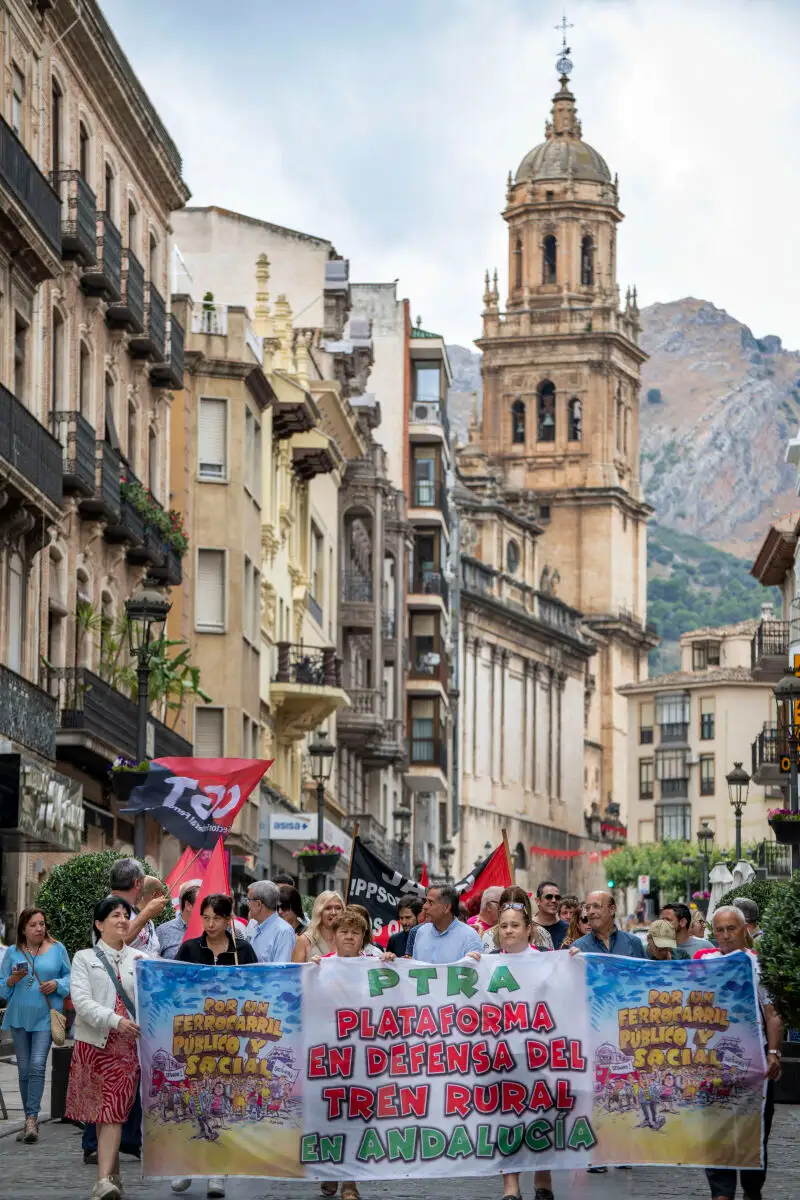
[514,237,523,289]
[581,236,594,287]
[568,397,582,442]
[511,397,525,444]
[537,381,556,443]
[542,235,557,284]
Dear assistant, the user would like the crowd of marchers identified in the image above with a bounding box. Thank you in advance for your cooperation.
[1,860,782,1200]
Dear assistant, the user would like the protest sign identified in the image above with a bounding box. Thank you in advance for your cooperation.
[136,951,766,1181]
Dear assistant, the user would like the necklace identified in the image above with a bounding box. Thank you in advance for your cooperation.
[22,942,43,989]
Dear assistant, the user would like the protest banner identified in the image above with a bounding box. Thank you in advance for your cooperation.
[136,950,766,1180]
[345,836,426,944]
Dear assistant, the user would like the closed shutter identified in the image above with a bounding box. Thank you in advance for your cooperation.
[196,549,225,629]
[198,398,227,479]
[195,707,224,757]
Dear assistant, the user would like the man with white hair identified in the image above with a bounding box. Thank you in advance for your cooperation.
[733,896,762,941]
[246,879,295,962]
[473,886,503,937]
[699,905,782,1200]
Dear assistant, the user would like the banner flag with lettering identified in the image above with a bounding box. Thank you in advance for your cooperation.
[120,757,273,848]
[454,840,512,903]
[345,836,426,945]
[135,950,766,1181]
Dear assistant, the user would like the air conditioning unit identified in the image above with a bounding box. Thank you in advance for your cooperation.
[686,755,700,767]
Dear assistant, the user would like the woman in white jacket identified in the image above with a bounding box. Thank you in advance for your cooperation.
[66,896,144,1200]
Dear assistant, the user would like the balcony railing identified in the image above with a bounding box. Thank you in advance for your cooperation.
[411,565,449,610]
[51,170,97,264]
[408,735,448,772]
[0,662,56,760]
[107,249,145,333]
[751,619,790,680]
[148,545,183,588]
[660,778,689,799]
[751,724,785,775]
[274,643,342,688]
[50,410,96,496]
[82,213,122,301]
[131,283,166,361]
[410,399,451,443]
[0,383,63,508]
[79,441,121,521]
[412,479,450,526]
[46,667,192,761]
[0,114,61,272]
[409,649,447,685]
[342,687,384,717]
[659,722,689,744]
[151,315,185,389]
[755,839,792,879]
[342,572,373,602]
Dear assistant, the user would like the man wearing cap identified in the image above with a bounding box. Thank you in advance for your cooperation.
[647,919,678,960]
[733,896,762,941]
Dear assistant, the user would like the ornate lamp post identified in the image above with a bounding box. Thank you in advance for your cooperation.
[308,729,336,894]
[696,821,715,894]
[726,761,750,862]
[125,585,171,859]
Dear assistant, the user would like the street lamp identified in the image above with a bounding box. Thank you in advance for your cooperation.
[475,839,492,869]
[125,585,171,858]
[726,761,750,862]
[696,821,715,893]
[773,671,800,873]
[308,729,336,896]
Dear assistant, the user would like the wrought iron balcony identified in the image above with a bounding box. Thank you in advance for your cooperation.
[338,687,385,749]
[408,734,448,771]
[412,479,450,527]
[50,410,96,496]
[81,213,122,301]
[0,662,57,760]
[147,545,183,588]
[755,839,792,879]
[150,315,185,389]
[0,114,61,281]
[50,170,96,265]
[659,722,689,745]
[106,249,145,333]
[271,643,348,739]
[751,723,787,787]
[0,382,63,510]
[751,620,789,682]
[130,282,166,362]
[79,441,121,522]
[274,643,342,687]
[410,565,449,610]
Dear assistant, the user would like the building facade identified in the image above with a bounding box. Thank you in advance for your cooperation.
[621,621,776,850]
[0,0,191,925]
[468,57,657,844]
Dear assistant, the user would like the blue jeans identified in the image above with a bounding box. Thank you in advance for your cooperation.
[11,1028,51,1118]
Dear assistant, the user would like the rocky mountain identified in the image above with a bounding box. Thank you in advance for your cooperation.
[448,296,800,558]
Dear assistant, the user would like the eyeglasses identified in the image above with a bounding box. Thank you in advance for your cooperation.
[500,902,527,912]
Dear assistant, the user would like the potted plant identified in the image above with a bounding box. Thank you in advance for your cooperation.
[36,851,172,1120]
[691,890,711,914]
[767,808,800,845]
[292,841,344,875]
[109,756,150,802]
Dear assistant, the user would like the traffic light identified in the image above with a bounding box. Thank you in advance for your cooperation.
[607,880,614,888]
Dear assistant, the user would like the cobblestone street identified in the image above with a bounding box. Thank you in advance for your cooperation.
[2,1109,800,1200]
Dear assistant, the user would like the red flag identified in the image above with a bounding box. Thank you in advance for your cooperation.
[182,836,231,943]
[165,847,195,899]
[457,841,512,905]
[420,863,429,888]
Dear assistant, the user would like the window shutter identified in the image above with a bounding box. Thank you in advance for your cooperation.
[195,707,224,757]
[196,549,225,628]
[198,398,227,479]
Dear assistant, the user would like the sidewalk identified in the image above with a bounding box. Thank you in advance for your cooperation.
[0,1049,52,1137]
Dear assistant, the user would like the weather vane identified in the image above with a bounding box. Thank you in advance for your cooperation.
[555,13,573,78]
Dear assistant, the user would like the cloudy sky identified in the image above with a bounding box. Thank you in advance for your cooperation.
[102,0,800,349]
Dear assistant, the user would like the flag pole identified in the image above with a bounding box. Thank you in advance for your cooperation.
[167,846,206,896]
[220,834,239,967]
[344,824,359,903]
[502,828,515,884]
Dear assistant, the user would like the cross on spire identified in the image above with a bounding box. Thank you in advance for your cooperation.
[555,13,573,50]
[555,13,574,79]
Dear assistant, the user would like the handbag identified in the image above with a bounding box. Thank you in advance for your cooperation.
[23,949,67,1047]
[93,946,136,1020]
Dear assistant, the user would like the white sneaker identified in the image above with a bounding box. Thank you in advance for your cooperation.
[171,1182,192,1194]
[207,1178,226,1198]
[110,1174,124,1198]
[92,1179,121,1200]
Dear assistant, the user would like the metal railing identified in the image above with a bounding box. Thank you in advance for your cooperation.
[274,643,342,687]
[108,248,145,330]
[0,114,61,259]
[751,725,785,774]
[0,382,63,507]
[95,214,122,299]
[659,722,689,744]
[410,565,449,609]
[192,303,228,335]
[144,282,166,358]
[50,410,96,494]
[408,735,448,772]
[751,620,789,669]
[413,479,450,525]
[0,662,56,760]
[51,169,96,263]
[756,839,792,879]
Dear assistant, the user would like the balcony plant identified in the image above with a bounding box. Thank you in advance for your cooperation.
[109,755,151,802]
[767,808,800,845]
[120,475,188,556]
[293,841,344,873]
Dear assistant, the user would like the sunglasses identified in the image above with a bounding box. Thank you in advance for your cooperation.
[500,902,527,912]
[542,893,561,901]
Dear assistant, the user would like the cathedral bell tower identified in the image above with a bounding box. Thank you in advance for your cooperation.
[464,31,657,819]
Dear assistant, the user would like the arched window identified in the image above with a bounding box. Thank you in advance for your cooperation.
[581,236,594,286]
[148,425,158,496]
[511,397,526,444]
[537,381,556,442]
[568,397,582,442]
[6,551,26,674]
[79,121,90,181]
[104,162,115,219]
[149,232,159,283]
[128,199,138,252]
[51,308,65,415]
[514,237,523,289]
[542,235,557,284]
[79,341,92,420]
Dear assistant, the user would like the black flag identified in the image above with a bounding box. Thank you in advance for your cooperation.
[347,837,426,944]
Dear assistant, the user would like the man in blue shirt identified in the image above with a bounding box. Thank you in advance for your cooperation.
[158,885,199,960]
[246,880,296,962]
[411,885,483,964]
[569,891,645,958]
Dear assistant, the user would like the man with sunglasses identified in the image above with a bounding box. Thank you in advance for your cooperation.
[534,881,569,950]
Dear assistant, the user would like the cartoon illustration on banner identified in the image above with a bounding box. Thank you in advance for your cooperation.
[585,954,766,1166]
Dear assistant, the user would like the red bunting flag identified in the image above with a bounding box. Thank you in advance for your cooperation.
[181,836,231,943]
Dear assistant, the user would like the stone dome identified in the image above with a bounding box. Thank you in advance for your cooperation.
[515,137,611,185]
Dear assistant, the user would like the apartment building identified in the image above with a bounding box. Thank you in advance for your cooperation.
[0,0,191,923]
[621,622,775,849]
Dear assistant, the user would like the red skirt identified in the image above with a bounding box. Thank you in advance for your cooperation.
[65,996,140,1125]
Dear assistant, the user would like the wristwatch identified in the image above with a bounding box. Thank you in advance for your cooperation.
[767,1049,781,1059]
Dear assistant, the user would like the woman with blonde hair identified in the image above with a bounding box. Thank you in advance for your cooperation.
[561,904,590,950]
[291,891,345,962]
